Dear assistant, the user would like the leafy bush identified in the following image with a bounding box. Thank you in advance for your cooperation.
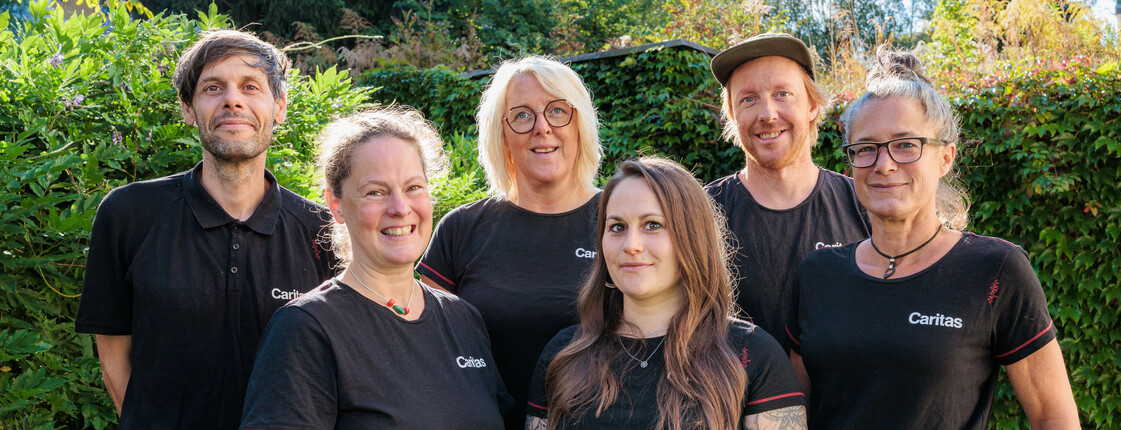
[0,2,370,427]
[361,46,1120,428]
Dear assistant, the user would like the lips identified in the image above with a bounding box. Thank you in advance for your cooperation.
[618,262,652,272]
[755,130,784,140]
[380,226,415,236]
[212,114,257,130]
[531,147,558,154]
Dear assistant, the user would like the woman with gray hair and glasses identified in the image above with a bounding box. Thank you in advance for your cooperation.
[786,46,1079,429]
[418,56,603,429]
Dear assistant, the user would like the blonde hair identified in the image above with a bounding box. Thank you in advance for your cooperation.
[719,61,829,151]
[476,56,601,199]
[839,45,971,230]
[316,106,448,264]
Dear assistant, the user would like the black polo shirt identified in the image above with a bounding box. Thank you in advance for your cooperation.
[76,162,338,429]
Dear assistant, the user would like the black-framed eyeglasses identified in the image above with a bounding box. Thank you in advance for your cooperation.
[504,99,575,134]
[840,137,944,168]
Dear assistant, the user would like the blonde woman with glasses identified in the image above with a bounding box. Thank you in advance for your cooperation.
[418,56,603,430]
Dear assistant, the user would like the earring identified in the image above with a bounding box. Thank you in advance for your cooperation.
[605,282,617,289]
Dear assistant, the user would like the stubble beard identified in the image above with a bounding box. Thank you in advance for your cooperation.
[199,117,272,165]
[741,128,812,171]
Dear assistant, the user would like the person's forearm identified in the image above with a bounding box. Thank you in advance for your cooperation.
[95,335,133,415]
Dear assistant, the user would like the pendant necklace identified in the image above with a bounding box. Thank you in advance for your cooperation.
[349,271,417,315]
[869,226,941,279]
[619,336,666,369]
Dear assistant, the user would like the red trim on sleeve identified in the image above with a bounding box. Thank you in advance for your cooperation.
[995,321,1054,359]
[785,325,801,346]
[527,401,549,411]
[746,392,805,406]
[417,261,456,286]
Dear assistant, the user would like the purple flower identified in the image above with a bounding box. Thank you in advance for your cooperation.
[65,94,85,110]
[157,64,167,76]
[48,53,64,68]
[112,129,122,145]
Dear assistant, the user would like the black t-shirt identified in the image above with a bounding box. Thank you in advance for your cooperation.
[527,321,805,429]
[417,195,600,430]
[76,163,337,429]
[787,233,1057,429]
[706,169,870,353]
[240,279,511,429]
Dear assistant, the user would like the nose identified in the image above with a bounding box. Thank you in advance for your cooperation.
[386,192,412,217]
[755,98,778,123]
[872,145,897,174]
[531,111,552,135]
[221,87,245,110]
[622,229,643,255]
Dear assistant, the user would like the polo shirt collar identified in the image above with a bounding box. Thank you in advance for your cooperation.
[183,162,282,235]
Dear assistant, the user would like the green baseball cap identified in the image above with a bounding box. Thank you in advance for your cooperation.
[710,33,815,86]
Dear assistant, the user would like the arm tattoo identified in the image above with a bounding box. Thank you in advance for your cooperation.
[525,416,548,430]
[743,405,806,430]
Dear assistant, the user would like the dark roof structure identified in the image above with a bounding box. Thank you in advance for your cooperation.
[461,39,719,79]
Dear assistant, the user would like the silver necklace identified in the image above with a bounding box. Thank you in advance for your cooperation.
[619,336,666,369]
[349,270,417,316]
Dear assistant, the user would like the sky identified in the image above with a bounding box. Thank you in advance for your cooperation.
[1093,0,1118,28]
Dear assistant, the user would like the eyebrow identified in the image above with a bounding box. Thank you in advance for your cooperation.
[357,175,427,189]
[605,213,664,220]
[854,131,919,142]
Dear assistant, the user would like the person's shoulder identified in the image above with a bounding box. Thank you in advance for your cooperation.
[424,283,485,318]
[277,185,331,224]
[954,232,1026,269]
[96,171,189,225]
[704,173,739,197]
[803,241,856,264]
[100,171,188,208]
[540,325,580,357]
[727,317,784,355]
[439,196,507,223]
[282,279,343,313]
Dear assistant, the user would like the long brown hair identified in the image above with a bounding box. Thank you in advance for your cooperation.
[545,157,745,429]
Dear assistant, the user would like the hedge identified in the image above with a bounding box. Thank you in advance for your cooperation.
[361,50,1121,428]
[2,1,1117,427]
[0,2,376,427]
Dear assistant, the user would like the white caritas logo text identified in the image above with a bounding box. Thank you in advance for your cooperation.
[909,312,963,329]
[272,288,305,301]
[457,356,487,368]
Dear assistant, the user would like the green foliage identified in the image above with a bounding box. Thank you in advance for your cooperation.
[0,1,370,427]
[949,58,1121,428]
[361,46,1120,428]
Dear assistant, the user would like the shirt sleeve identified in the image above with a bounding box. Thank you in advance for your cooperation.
[241,306,338,429]
[416,208,463,293]
[75,190,134,335]
[526,328,576,419]
[991,246,1056,365]
[742,327,806,416]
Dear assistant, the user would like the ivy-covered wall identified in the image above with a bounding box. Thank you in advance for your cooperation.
[361,49,1121,429]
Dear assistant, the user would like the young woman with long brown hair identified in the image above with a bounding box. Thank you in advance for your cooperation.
[526,157,807,430]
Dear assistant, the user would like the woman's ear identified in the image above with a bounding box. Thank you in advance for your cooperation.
[325,188,345,224]
[940,143,957,177]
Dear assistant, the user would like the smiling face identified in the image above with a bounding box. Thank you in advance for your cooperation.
[326,136,433,270]
[848,96,955,223]
[602,177,682,307]
[181,54,287,163]
[727,56,819,170]
[502,75,582,190]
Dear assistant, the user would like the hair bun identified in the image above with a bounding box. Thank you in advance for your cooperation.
[867,45,932,86]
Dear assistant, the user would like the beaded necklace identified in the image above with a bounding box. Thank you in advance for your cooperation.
[349,270,417,316]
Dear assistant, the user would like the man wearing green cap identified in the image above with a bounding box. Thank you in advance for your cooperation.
[705,33,871,354]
